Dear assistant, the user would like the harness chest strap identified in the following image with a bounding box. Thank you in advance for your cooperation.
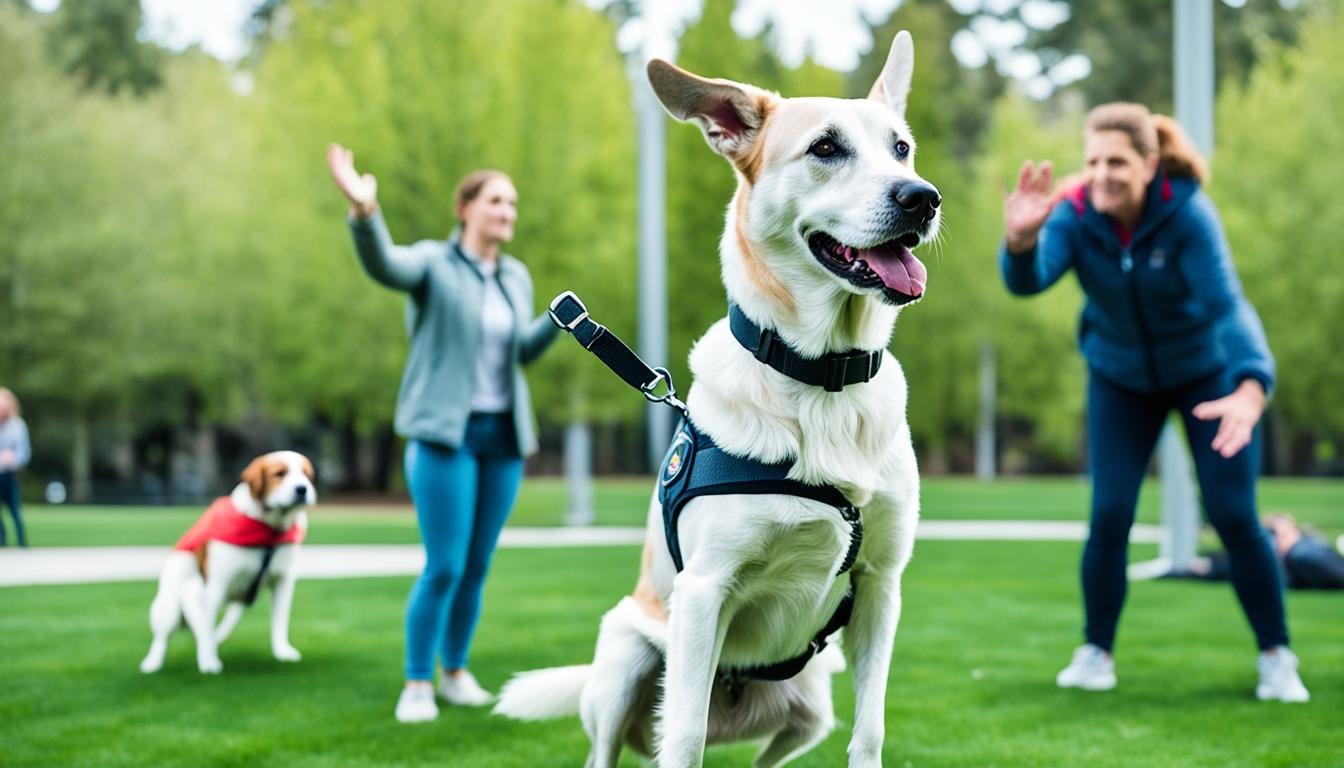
[658,417,863,682]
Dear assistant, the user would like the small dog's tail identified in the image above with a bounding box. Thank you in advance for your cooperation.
[492,664,591,721]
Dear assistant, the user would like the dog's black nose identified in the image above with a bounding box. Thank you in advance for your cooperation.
[295,485,308,499]
[892,180,941,221]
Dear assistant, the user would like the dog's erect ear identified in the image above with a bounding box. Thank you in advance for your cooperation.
[647,59,775,165]
[240,456,267,499]
[867,30,914,118]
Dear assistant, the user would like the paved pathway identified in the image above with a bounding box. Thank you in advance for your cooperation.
[0,521,1161,587]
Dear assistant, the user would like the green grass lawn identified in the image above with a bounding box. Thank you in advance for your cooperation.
[4,478,1343,766]
[4,543,1343,766]
[17,475,1344,547]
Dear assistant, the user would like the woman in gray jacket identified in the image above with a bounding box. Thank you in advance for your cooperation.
[326,144,559,723]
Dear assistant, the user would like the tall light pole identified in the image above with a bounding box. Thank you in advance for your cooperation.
[1134,0,1213,578]
[632,56,672,469]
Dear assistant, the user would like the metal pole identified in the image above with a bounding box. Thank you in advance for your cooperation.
[1152,0,1214,575]
[632,59,671,469]
[563,421,595,526]
[975,341,997,481]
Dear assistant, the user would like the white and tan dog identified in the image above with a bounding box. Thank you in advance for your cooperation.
[139,450,315,675]
[496,31,938,768]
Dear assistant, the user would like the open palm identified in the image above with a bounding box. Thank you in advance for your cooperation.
[326,143,378,213]
[1003,160,1060,252]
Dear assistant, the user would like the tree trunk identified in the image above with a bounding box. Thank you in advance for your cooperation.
[71,413,92,503]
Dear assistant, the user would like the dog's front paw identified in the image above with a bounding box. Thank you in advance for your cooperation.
[272,644,302,663]
[848,744,882,768]
[139,654,164,674]
[197,654,223,674]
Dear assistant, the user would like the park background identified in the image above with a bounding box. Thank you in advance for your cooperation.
[4,0,1343,503]
[4,2,1344,766]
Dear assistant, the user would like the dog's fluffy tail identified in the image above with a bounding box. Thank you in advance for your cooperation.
[492,664,591,721]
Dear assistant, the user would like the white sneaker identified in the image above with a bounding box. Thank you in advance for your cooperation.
[1056,644,1117,691]
[395,684,439,723]
[438,669,495,706]
[1256,647,1310,702]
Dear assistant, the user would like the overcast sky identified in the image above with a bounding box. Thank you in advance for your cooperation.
[28,0,1093,98]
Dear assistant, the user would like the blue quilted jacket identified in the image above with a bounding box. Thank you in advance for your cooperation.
[1000,174,1274,395]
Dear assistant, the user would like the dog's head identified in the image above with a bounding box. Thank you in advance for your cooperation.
[648,31,939,318]
[240,451,317,511]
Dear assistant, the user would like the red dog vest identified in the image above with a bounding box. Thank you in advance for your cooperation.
[174,496,307,554]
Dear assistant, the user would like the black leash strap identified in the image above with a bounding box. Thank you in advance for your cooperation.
[728,303,883,392]
[242,546,277,606]
[549,292,687,415]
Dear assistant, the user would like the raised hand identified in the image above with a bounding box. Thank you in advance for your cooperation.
[1003,160,1063,253]
[326,142,378,218]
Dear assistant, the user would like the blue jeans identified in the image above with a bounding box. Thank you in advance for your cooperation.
[1084,370,1288,651]
[403,413,523,680]
[0,472,26,547]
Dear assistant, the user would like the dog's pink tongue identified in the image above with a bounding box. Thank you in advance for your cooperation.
[858,243,927,298]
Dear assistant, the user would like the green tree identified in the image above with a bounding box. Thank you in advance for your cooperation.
[1022,0,1311,112]
[1211,3,1344,465]
[47,0,164,95]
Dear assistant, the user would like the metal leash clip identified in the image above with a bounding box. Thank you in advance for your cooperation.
[641,366,688,415]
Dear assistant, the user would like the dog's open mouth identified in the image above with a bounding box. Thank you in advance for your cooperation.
[808,232,927,305]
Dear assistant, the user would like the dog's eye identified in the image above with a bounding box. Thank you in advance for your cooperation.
[808,138,839,159]
[894,140,911,160]
[274,468,287,477]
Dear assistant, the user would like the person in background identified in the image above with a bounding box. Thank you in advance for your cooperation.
[999,103,1309,702]
[326,144,560,723]
[0,387,31,548]
[1179,513,1344,591]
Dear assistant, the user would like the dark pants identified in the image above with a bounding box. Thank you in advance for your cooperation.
[0,471,27,547]
[1084,370,1288,651]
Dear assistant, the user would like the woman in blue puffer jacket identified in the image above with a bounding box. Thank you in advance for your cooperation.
[1000,103,1309,702]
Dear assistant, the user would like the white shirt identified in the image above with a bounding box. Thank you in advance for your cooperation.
[465,254,515,413]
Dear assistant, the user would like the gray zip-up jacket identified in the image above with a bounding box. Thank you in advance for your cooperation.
[0,416,31,471]
[348,212,559,456]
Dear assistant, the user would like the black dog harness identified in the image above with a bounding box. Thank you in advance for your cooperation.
[549,292,866,682]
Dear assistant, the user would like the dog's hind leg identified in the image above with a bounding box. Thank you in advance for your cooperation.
[213,602,245,645]
[754,721,830,768]
[754,658,840,768]
[141,553,195,673]
[581,598,663,768]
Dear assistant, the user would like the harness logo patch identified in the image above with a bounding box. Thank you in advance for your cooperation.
[661,432,692,486]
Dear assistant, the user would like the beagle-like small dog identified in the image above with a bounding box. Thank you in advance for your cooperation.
[139,450,316,675]
[497,31,938,768]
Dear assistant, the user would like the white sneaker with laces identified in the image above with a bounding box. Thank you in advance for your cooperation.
[1256,647,1310,702]
[395,684,439,723]
[1056,644,1117,691]
[439,669,495,706]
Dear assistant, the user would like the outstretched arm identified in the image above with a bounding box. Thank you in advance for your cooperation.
[328,143,429,291]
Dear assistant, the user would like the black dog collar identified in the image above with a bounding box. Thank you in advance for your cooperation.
[728,304,882,392]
